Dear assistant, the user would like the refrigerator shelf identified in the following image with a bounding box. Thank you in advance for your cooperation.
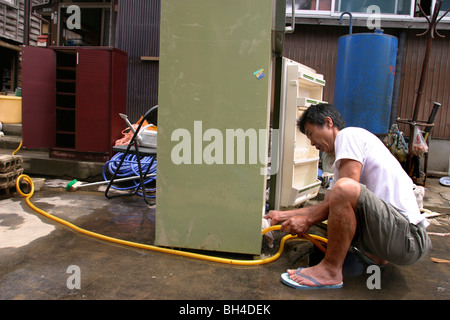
[297,97,327,108]
[294,157,320,165]
[288,180,322,207]
[298,71,326,87]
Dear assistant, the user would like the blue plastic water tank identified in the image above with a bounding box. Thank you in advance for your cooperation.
[333,29,398,134]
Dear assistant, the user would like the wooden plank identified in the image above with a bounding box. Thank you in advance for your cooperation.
[140,56,160,61]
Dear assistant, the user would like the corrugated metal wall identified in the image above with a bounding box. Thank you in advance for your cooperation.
[396,29,450,139]
[284,24,450,140]
[283,24,346,107]
[115,0,161,122]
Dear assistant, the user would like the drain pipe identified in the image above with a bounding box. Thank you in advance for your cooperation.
[24,0,31,45]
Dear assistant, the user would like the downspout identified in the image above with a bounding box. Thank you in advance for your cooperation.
[24,0,31,45]
[30,0,53,45]
[24,0,55,46]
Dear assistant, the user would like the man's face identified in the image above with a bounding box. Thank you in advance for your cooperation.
[303,117,336,154]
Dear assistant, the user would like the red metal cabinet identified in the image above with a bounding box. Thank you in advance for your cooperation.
[22,46,127,161]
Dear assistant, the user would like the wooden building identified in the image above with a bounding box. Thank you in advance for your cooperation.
[0,0,43,92]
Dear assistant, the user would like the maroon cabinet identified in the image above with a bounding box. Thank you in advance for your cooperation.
[22,46,127,161]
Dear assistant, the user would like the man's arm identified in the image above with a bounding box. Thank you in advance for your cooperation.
[265,193,331,234]
[267,159,362,235]
[337,158,362,182]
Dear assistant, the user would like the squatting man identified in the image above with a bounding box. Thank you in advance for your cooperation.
[265,103,432,289]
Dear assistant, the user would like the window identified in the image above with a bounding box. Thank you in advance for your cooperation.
[431,0,450,20]
[1,0,17,6]
[288,0,332,14]
[288,0,332,11]
[334,0,413,15]
[291,0,416,18]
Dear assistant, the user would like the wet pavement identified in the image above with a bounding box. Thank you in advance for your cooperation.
[0,176,449,303]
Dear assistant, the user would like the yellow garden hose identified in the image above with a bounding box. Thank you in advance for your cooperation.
[12,140,22,156]
[16,174,327,266]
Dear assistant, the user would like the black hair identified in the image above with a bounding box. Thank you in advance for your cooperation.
[297,103,346,134]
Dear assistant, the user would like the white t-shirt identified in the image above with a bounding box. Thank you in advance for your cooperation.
[330,127,429,228]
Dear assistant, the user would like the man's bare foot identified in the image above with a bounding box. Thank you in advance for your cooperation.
[286,263,343,287]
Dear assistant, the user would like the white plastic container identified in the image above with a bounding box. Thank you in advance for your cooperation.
[138,125,157,148]
[274,58,324,208]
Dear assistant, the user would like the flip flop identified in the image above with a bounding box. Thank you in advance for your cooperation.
[281,268,343,290]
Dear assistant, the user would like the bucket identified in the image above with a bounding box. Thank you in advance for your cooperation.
[0,96,22,124]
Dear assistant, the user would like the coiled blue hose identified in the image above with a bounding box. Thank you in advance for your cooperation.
[102,152,157,198]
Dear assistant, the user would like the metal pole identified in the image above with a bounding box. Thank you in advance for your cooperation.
[406,1,449,177]
[23,0,31,45]
[411,36,433,123]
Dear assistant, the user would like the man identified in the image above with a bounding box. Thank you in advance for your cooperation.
[265,103,431,289]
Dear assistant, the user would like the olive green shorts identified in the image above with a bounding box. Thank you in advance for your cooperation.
[352,184,432,265]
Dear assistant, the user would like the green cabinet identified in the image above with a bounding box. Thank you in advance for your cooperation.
[155,0,274,255]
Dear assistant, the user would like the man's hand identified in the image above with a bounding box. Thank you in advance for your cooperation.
[264,210,301,226]
[265,197,331,236]
[264,210,284,225]
[280,216,311,236]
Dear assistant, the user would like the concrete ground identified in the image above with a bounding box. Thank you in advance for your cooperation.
[0,147,449,303]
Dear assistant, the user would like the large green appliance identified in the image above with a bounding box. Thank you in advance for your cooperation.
[156,0,290,255]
